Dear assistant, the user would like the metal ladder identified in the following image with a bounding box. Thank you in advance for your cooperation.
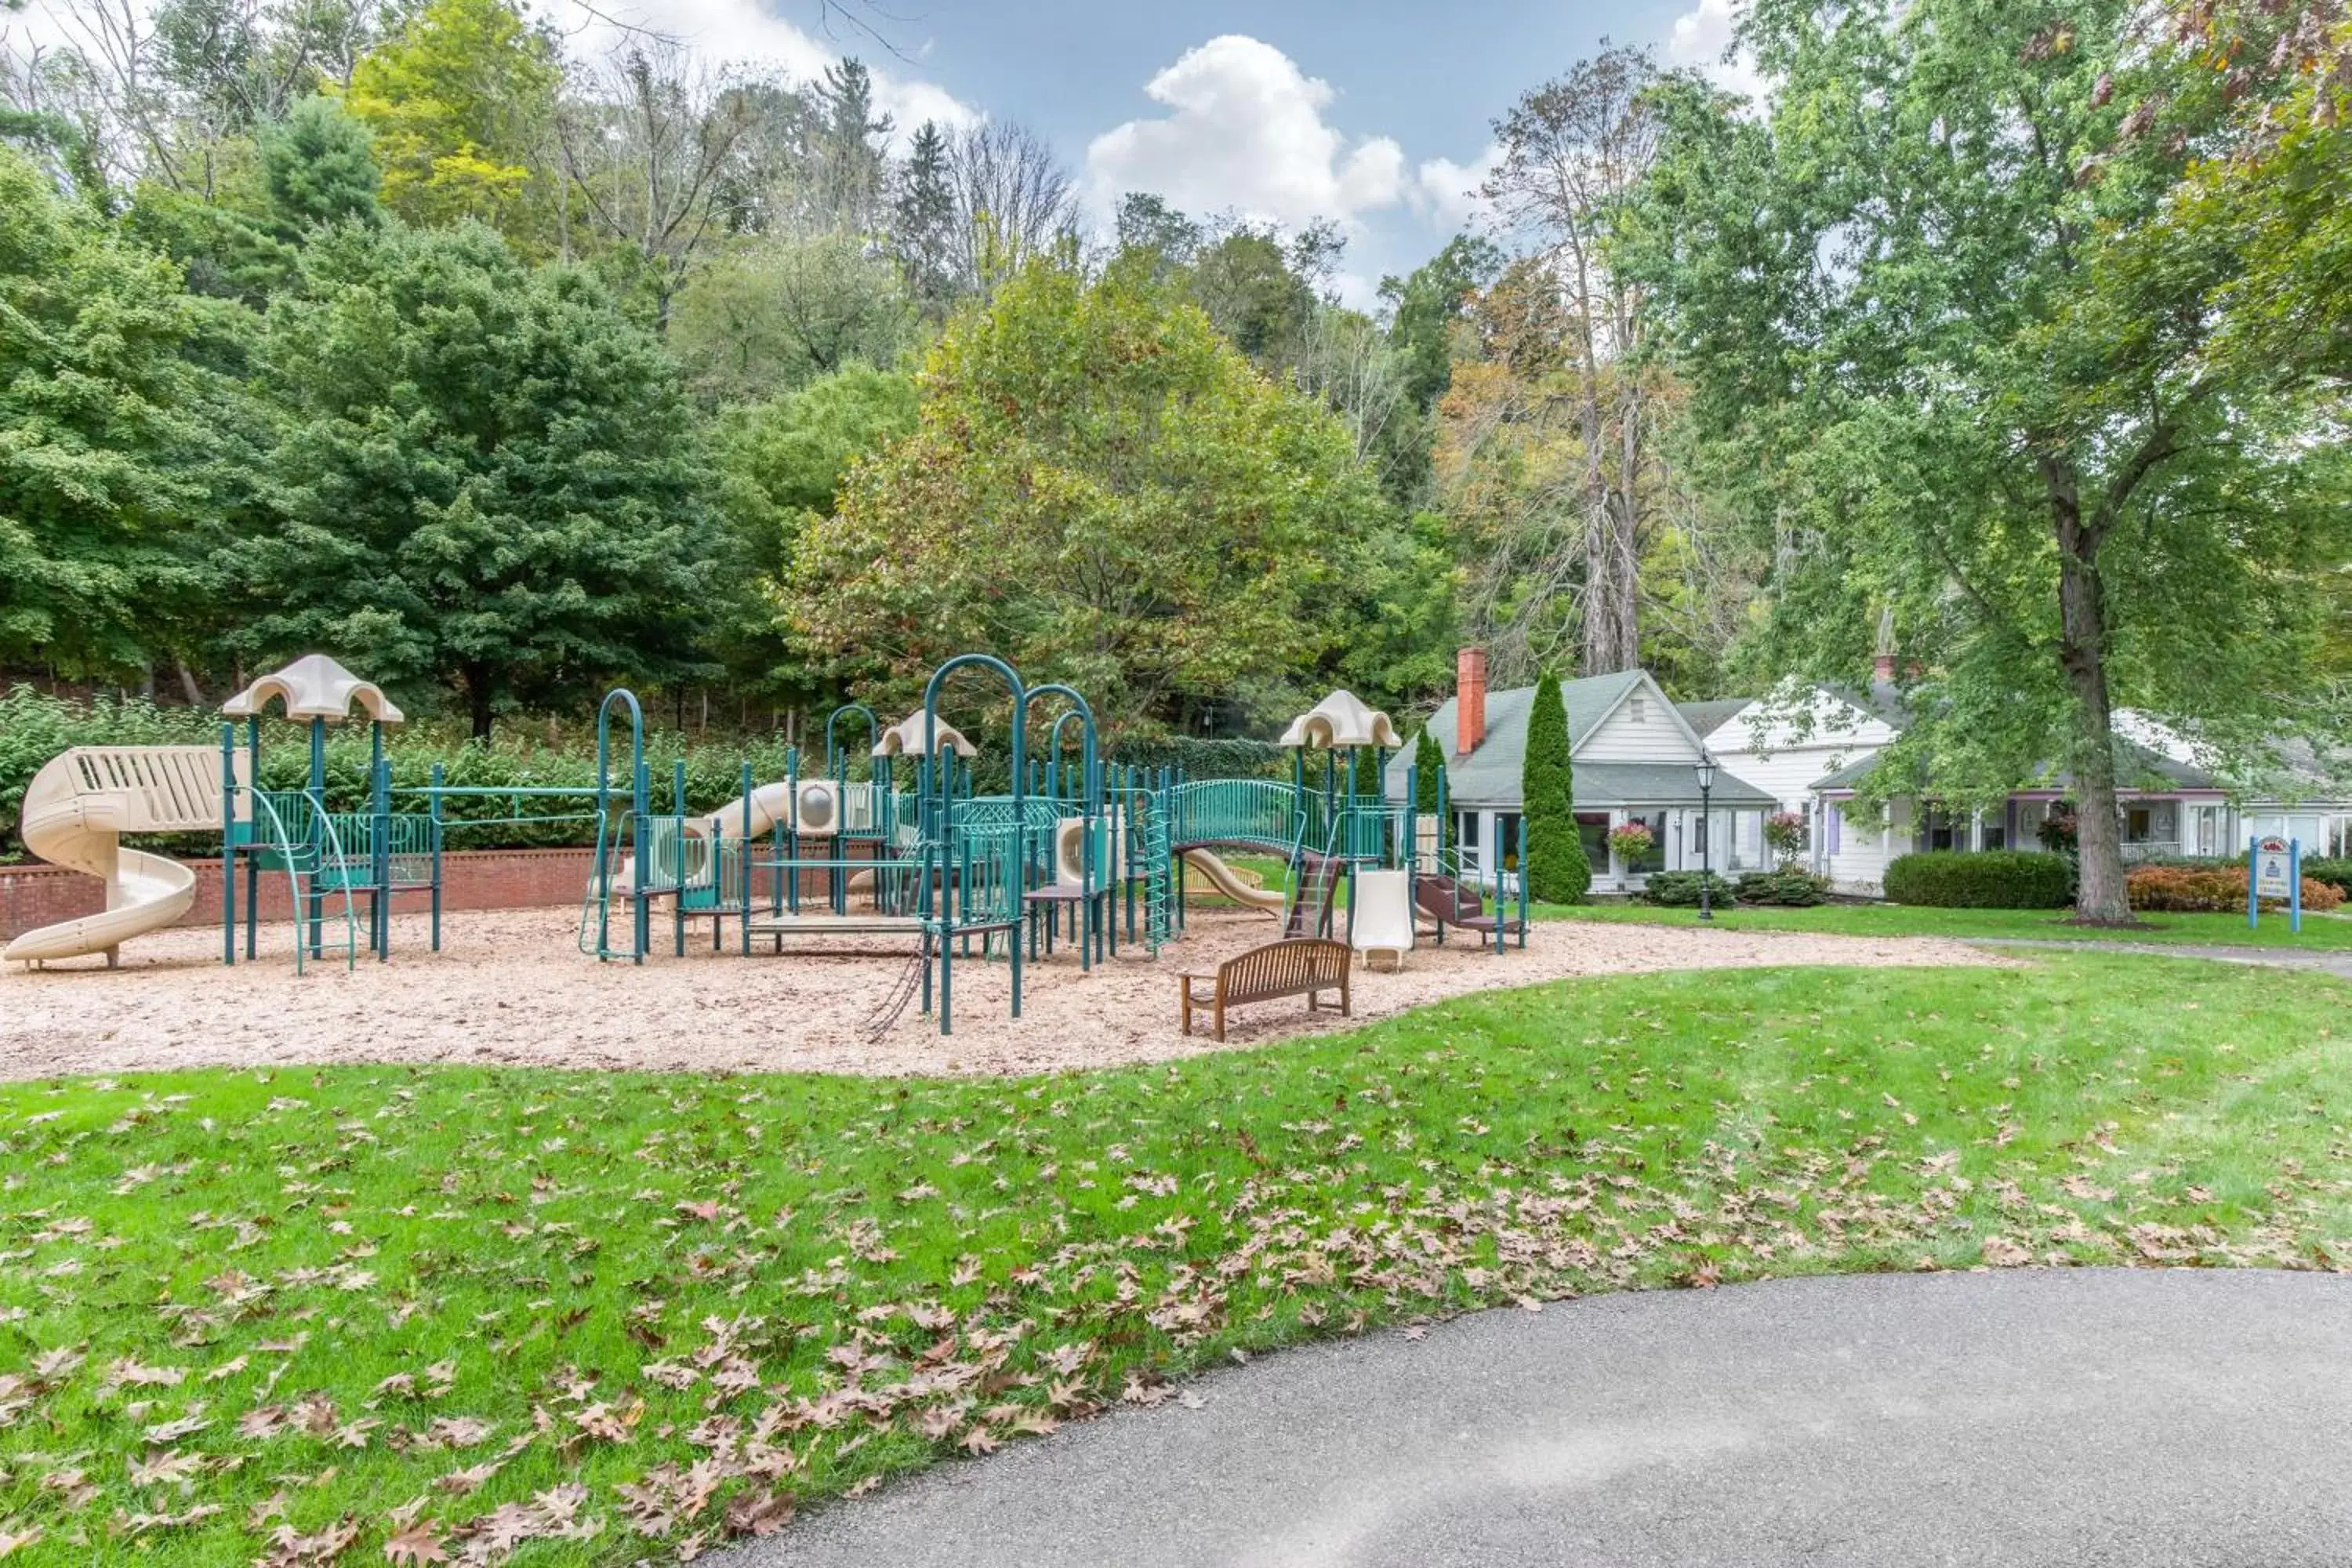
[1142,796,1174,953]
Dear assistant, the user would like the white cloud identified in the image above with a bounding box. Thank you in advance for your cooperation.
[1329,270,1383,312]
[1665,0,1769,106]
[1085,35,1408,230]
[550,0,981,141]
[1410,143,1499,231]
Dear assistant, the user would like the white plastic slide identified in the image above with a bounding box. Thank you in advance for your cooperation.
[4,747,244,968]
[1179,847,1287,914]
[1349,869,1414,971]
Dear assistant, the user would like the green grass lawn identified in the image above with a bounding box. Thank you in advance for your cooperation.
[1541,898,2352,949]
[3,954,2349,1564]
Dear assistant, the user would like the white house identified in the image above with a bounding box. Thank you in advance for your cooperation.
[1386,650,1778,895]
[1693,662,2349,894]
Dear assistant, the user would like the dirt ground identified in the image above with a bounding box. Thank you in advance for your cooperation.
[0,904,2001,1081]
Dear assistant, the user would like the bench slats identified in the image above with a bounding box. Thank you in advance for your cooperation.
[1178,938,1351,1041]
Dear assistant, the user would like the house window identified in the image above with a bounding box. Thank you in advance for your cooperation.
[1826,804,1843,857]
[1980,812,2006,851]
[1624,809,1667,874]
[1628,695,1646,723]
[1733,810,1762,869]
[2121,801,2177,857]
[1495,812,1523,874]
[1923,807,1962,851]
[1576,813,1610,876]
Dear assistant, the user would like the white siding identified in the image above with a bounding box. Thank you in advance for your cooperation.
[1821,796,1907,895]
[1700,688,1900,815]
[1711,745,1877,815]
[1581,682,1703,764]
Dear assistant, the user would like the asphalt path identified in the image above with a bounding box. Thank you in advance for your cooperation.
[725,1269,2352,1568]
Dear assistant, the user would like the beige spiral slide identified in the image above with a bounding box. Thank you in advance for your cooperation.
[5,747,245,968]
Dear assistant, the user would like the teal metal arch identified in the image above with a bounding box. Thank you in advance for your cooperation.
[1024,682,1105,967]
[825,702,880,782]
[923,653,1029,1034]
[1026,684,1099,812]
[590,688,651,964]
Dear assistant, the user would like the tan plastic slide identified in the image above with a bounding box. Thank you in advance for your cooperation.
[1348,868,1414,971]
[4,747,245,968]
[1180,847,1287,914]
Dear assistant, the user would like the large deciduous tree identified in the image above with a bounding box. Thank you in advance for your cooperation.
[342,0,556,243]
[1632,0,2347,921]
[710,363,918,705]
[0,147,227,681]
[789,254,1385,732]
[668,232,913,406]
[246,220,717,735]
[1480,44,1674,677]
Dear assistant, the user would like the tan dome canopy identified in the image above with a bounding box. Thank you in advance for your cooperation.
[873,710,978,758]
[221,655,404,724]
[1278,690,1401,750]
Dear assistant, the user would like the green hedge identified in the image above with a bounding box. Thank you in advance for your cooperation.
[2303,856,2352,896]
[1882,849,2073,909]
[1102,735,1290,782]
[0,686,812,859]
[1734,869,1828,906]
[1643,870,1734,907]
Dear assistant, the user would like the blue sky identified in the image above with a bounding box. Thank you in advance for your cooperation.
[8,0,1746,305]
[581,0,1748,307]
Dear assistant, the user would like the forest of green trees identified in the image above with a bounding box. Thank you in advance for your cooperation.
[3,0,2348,907]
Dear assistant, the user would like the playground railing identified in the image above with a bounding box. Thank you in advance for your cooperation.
[1168,778,1305,852]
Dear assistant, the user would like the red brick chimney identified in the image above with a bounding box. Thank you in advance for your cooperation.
[1455,647,1488,756]
[1872,605,1897,682]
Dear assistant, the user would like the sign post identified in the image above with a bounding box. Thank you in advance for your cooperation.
[2250,834,2302,934]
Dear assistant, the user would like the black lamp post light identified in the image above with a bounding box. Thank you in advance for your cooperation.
[1696,750,1716,922]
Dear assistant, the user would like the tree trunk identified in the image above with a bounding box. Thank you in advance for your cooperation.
[2049,464,2132,924]
[464,668,496,742]
[175,661,205,706]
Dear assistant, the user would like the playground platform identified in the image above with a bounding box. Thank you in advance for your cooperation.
[0,905,2000,1083]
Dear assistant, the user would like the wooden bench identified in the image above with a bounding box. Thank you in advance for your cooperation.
[1178,938,1351,1041]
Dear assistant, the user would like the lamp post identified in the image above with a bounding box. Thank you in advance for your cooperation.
[1696,750,1716,922]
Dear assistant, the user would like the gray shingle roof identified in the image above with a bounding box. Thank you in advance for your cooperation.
[1676,699,1755,741]
[1383,672,1772,811]
[1571,762,1777,809]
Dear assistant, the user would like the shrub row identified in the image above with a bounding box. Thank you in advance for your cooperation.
[0,686,812,859]
[1882,850,2073,909]
[2126,864,2346,913]
[1642,869,1828,908]
[1642,870,1733,907]
[2303,856,2352,896]
[1734,869,1829,906]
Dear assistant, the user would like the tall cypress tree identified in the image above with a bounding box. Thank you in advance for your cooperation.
[1412,728,1450,850]
[1521,670,1590,902]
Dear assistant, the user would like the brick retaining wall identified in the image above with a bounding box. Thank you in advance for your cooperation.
[0,849,599,943]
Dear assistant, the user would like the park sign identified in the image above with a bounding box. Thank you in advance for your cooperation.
[2249,835,2303,933]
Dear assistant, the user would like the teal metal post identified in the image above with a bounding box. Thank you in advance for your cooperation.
[245,718,261,959]
[370,723,389,960]
[307,717,326,960]
[220,722,238,967]
[428,762,445,952]
[740,760,755,954]
[672,759,689,957]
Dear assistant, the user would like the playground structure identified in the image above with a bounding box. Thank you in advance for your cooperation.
[6,651,1527,1036]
